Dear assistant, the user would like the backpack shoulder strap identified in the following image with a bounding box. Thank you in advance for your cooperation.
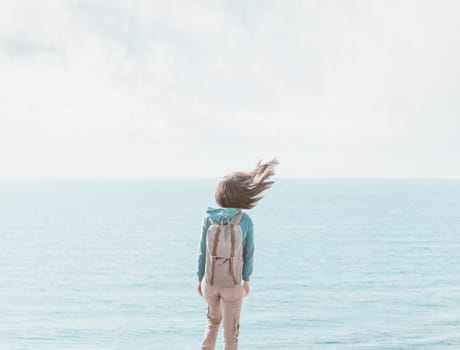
[208,216,218,226]
[230,211,244,225]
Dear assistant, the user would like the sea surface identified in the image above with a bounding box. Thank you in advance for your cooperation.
[0,178,459,349]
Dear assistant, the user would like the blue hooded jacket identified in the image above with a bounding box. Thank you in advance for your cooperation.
[197,207,254,282]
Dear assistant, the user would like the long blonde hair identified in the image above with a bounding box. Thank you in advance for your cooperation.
[215,158,279,209]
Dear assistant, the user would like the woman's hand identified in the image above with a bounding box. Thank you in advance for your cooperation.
[243,281,250,297]
[197,282,203,297]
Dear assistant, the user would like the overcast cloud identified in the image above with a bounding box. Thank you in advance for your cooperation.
[1,0,459,177]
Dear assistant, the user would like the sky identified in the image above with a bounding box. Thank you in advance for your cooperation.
[1,0,459,178]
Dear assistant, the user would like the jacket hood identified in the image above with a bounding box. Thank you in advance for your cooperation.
[206,207,241,223]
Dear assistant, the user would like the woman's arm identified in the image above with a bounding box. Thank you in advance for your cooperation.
[197,216,209,284]
[242,215,254,282]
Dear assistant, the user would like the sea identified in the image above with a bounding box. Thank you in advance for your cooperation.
[0,178,459,350]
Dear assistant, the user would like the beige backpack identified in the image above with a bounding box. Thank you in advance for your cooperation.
[204,211,244,287]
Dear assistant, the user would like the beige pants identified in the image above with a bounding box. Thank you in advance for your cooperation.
[201,281,243,350]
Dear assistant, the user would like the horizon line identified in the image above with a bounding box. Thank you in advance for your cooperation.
[1,175,459,180]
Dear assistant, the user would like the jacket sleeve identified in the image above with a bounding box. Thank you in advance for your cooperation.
[197,216,209,282]
[242,215,254,282]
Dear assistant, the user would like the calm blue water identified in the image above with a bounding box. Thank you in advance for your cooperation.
[1,178,459,349]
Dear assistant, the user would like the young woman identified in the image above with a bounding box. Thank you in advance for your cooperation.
[196,158,279,350]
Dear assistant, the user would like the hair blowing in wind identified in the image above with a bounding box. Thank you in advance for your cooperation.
[215,158,280,209]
